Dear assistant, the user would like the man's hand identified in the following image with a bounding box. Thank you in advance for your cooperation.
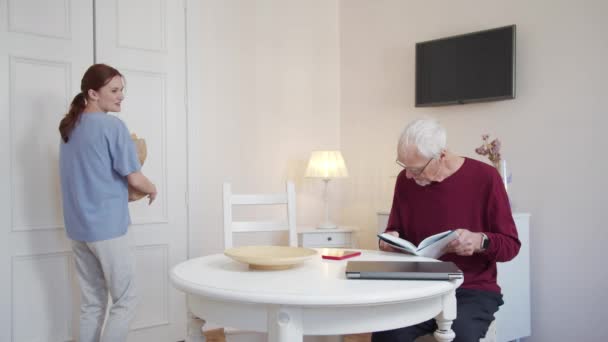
[379,231,402,253]
[444,229,484,256]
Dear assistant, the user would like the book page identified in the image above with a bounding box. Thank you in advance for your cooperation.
[377,233,417,254]
[417,230,454,250]
[417,231,458,259]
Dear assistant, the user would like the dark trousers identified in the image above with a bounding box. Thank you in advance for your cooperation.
[371,288,503,342]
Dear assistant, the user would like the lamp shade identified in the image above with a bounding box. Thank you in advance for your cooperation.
[305,150,349,179]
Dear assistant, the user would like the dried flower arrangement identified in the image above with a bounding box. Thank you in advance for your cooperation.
[475,134,501,168]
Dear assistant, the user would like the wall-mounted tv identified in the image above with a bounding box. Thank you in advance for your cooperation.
[415,25,516,107]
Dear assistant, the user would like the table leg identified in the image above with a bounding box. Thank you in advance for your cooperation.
[267,306,303,342]
[433,290,457,342]
[186,309,206,342]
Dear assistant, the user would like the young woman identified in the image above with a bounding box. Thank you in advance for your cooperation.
[59,64,157,342]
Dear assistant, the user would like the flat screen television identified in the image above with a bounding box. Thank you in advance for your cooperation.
[415,25,516,107]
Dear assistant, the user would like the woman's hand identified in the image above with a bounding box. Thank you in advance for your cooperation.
[147,185,157,205]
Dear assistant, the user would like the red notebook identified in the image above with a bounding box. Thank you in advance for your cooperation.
[321,249,361,260]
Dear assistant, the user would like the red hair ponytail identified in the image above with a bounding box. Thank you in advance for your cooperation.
[59,92,87,143]
[58,64,122,143]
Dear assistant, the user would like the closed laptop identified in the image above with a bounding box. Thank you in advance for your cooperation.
[345,261,463,280]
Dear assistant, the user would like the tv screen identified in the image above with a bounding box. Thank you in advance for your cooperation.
[415,25,516,107]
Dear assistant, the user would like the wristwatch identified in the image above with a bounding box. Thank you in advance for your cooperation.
[480,233,490,252]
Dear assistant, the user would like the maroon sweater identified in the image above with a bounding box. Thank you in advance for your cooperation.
[386,157,520,293]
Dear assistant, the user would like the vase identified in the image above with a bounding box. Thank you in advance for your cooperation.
[495,159,509,192]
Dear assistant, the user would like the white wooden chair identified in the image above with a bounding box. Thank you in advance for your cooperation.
[194,181,298,342]
[414,319,496,342]
[223,181,297,249]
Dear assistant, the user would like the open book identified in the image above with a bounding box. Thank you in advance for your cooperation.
[377,231,458,259]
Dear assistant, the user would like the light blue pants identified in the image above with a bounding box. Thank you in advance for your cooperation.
[72,233,137,342]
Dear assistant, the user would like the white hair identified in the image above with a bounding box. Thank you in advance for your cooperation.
[398,118,447,159]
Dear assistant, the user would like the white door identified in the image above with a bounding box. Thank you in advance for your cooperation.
[95,0,188,341]
[0,1,94,341]
[0,0,189,341]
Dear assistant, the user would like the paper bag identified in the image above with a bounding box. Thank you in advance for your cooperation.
[128,133,147,201]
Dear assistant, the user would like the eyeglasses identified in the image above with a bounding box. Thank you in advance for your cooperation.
[395,157,433,176]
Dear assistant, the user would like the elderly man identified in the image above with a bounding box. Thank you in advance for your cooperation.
[372,118,520,342]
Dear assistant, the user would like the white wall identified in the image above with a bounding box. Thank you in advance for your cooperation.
[339,0,607,341]
[189,0,341,257]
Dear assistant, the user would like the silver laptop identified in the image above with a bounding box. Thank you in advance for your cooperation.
[345,261,463,280]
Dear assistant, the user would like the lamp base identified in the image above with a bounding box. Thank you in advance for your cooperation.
[317,222,338,230]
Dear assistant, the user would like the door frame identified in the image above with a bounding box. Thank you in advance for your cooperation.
[185,0,204,258]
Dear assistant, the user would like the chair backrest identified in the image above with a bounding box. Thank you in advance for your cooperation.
[223,181,297,249]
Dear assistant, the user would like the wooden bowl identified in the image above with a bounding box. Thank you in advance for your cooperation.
[224,246,318,270]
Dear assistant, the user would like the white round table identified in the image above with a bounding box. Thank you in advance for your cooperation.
[171,249,462,342]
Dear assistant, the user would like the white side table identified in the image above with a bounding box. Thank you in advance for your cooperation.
[171,250,462,342]
[298,226,357,248]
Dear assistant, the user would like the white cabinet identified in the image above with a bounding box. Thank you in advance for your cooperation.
[376,211,531,342]
[377,210,391,234]
[298,226,356,248]
[496,213,531,342]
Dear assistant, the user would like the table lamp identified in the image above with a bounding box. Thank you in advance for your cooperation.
[305,150,348,229]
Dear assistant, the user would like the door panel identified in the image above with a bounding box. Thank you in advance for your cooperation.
[12,252,76,342]
[0,1,94,341]
[1,0,188,341]
[95,0,188,340]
